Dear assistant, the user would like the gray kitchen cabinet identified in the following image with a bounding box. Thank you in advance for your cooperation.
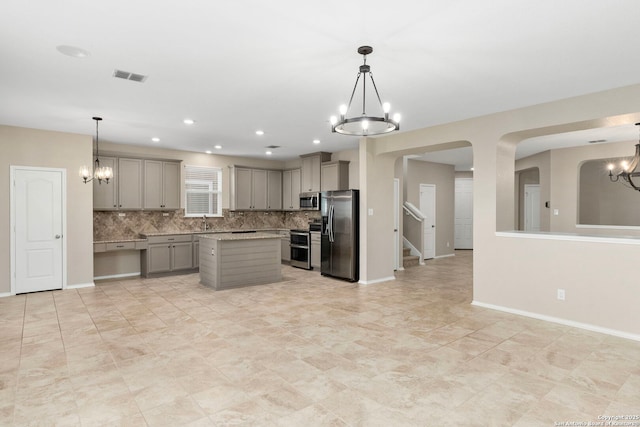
[93,156,118,210]
[252,169,268,210]
[282,168,301,210]
[171,242,193,270]
[301,152,331,192]
[147,244,172,274]
[267,170,282,210]
[144,160,180,210]
[310,231,321,268]
[141,234,194,276]
[230,166,281,210]
[117,158,143,209]
[321,161,350,191]
[193,240,200,268]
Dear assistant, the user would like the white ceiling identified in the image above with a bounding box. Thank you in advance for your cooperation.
[2,1,640,161]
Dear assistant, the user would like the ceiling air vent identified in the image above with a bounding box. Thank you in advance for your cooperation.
[265,145,281,149]
[113,69,148,83]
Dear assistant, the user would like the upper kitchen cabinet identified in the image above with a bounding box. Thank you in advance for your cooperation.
[93,156,118,210]
[282,168,301,210]
[267,170,282,210]
[117,158,143,209]
[321,161,350,191]
[300,152,331,192]
[144,160,180,210]
[230,166,281,210]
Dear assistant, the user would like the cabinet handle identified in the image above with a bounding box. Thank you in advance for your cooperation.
[116,245,124,248]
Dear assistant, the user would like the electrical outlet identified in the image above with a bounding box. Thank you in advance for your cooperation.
[118,213,125,217]
[557,289,565,301]
[162,213,169,217]
[211,249,215,255]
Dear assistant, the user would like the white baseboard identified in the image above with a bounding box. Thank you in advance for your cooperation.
[0,292,12,298]
[435,253,455,259]
[94,272,141,281]
[359,276,396,285]
[472,300,640,342]
[66,282,95,290]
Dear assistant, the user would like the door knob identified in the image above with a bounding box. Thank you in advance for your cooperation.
[55,234,61,239]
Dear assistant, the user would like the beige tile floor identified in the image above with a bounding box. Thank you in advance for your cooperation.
[1,250,639,426]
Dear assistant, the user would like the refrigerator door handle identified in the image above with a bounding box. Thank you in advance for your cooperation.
[329,205,334,243]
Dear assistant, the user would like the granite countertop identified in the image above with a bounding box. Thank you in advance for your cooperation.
[95,228,295,243]
[139,228,291,237]
[93,238,148,244]
[199,232,282,241]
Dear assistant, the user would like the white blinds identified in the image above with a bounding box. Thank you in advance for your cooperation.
[184,165,222,216]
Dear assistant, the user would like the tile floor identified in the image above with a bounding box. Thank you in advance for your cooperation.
[1,250,639,426]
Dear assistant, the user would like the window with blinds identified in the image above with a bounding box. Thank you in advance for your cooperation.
[184,165,222,217]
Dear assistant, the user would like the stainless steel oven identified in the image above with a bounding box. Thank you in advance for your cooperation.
[290,229,311,269]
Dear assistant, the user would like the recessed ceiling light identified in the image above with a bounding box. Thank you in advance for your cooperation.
[56,45,90,58]
[183,119,195,125]
[151,137,160,142]
[214,145,222,150]
[256,130,264,136]
[313,139,320,144]
[205,150,212,154]
[266,151,272,155]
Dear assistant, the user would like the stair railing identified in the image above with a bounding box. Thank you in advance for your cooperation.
[402,202,426,264]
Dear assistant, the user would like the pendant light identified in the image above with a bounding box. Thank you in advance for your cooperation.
[330,46,401,136]
[80,117,113,184]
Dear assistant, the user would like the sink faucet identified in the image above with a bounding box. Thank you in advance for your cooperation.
[202,215,210,231]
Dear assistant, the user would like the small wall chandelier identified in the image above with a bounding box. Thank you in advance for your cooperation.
[330,46,401,136]
[608,122,640,191]
[80,117,113,184]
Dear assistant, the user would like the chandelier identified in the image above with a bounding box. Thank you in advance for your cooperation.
[330,46,401,136]
[80,117,113,185]
[608,122,640,191]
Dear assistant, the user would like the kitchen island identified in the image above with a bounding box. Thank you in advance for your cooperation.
[199,232,282,290]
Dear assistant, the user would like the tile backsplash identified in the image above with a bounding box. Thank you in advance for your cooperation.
[93,209,321,241]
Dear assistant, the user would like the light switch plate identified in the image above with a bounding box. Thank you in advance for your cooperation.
[553,209,559,216]
[368,208,374,216]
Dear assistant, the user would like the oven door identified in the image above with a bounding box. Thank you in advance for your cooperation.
[290,231,311,269]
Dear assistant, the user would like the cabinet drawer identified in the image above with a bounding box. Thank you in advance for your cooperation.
[310,232,321,242]
[147,235,193,244]
[94,243,106,253]
[106,242,135,251]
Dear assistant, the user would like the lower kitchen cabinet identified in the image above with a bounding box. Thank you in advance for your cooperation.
[311,231,320,269]
[281,231,291,262]
[141,235,195,276]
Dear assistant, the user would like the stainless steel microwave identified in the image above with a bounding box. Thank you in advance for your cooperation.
[299,191,320,210]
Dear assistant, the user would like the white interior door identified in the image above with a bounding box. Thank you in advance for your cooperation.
[13,167,65,294]
[524,184,541,232]
[393,178,400,270]
[420,184,436,260]
[454,178,473,249]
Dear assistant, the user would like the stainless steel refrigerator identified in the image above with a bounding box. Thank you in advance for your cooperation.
[321,190,359,282]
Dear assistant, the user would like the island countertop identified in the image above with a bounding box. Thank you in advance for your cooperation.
[198,232,282,241]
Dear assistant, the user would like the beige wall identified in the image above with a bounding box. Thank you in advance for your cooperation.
[579,153,640,226]
[548,140,640,236]
[1,125,94,292]
[406,159,455,257]
[360,83,640,336]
